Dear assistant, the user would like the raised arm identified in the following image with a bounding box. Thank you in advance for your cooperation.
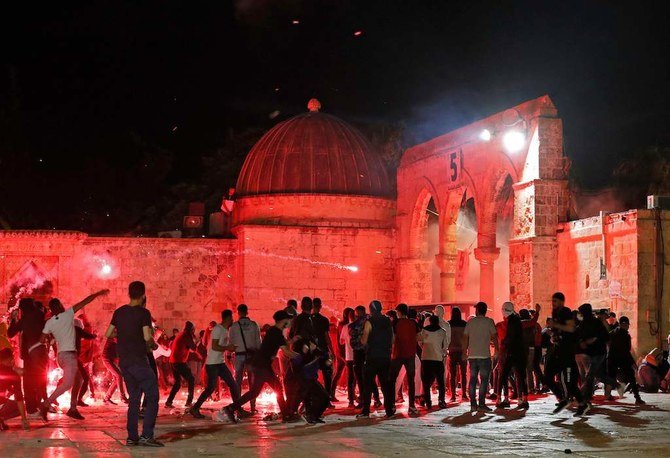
[73,289,110,313]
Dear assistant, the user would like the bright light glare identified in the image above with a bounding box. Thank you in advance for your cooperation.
[101,264,112,275]
[479,129,492,141]
[348,266,359,272]
[503,130,525,153]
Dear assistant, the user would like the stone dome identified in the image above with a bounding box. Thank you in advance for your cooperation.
[235,100,392,198]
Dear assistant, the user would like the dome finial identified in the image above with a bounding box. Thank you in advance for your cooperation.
[307,98,321,112]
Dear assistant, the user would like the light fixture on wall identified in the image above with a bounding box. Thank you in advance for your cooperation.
[502,130,526,153]
[479,129,492,141]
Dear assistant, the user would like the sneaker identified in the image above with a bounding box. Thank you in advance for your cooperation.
[189,408,206,419]
[356,412,370,419]
[223,406,238,423]
[477,405,493,413]
[103,398,117,406]
[438,401,447,409]
[125,438,139,446]
[617,382,629,398]
[552,399,569,414]
[408,406,419,416]
[496,400,510,409]
[517,401,529,410]
[66,409,85,420]
[574,402,590,417]
[238,408,254,419]
[635,398,646,405]
[139,436,164,447]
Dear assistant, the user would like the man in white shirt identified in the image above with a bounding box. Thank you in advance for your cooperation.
[463,301,498,413]
[189,309,247,419]
[39,289,109,421]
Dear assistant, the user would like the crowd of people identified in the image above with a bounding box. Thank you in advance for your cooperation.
[1,283,669,447]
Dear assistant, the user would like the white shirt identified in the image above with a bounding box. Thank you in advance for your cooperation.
[43,308,77,353]
[206,324,227,365]
[340,325,354,361]
[419,327,449,361]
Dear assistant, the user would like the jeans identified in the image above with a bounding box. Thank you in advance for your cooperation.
[448,351,468,398]
[468,358,492,408]
[390,357,416,407]
[103,358,127,400]
[228,365,287,416]
[24,345,48,413]
[421,359,445,406]
[234,354,256,410]
[361,358,394,415]
[193,364,240,410]
[166,363,195,405]
[122,363,159,441]
[46,351,81,411]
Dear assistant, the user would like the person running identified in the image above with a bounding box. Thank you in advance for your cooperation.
[311,298,335,403]
[419,314,449,409]
[607,316,645,404]
[463,301,498,413]
[0,348,30,431]
[229,304,261,413]
[544,292,589,416]
[222,310,299,423]
[39,290,109,421]
[165,321,197,408]
[105,281,162,447]
[102,331,128,405]
[447,307,467,402]
[389,303,419,415]
[576,303,624,403]
[357,300,395,419]
[8,298,47,414]
[189,310,248,419]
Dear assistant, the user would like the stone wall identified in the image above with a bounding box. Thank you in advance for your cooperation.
[236,224,396,323]
[0,232,239,334]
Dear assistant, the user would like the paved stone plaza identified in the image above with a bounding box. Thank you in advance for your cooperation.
[1,392,669,457]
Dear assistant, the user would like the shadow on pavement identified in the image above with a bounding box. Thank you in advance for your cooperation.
[550,417,613,449]
[440,411,493,427]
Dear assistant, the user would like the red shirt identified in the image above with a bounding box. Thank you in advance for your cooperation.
[393,318,417,359]
[170,332,193,363]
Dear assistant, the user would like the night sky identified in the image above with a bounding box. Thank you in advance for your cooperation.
[2,1,669,231]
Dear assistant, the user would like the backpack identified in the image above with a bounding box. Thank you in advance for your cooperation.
[349,318,366,351]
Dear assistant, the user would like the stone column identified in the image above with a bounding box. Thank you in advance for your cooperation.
[435,252,457,302]
[396,257,433,304]
[475,246,500,307]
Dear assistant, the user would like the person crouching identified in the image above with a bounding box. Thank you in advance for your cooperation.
[288,338,331,424]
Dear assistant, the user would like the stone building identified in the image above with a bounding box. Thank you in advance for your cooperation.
[1,96,667,354]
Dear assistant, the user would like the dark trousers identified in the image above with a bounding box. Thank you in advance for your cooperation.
[228,365,288,416]
[319,352,334,396]
[353,349,379,402]
[23,345,48,413]
[121,364,159,441]
[390,357,416,407]
[167,363,195,405]
[302,379,330,420]
[77,360,92,403]
[193,364,239,410]
[331,354,346,398]
[0,399,20,421]
[498,354,528,398]
[448,351,467,398]
[346,360,356,402]
[421,359,446,406]
[142,353,158,409]
[103,358,127,400]
[607,357,641,398]
[361,358,393,415]
[544,349,583,403]
[582,353,618,400]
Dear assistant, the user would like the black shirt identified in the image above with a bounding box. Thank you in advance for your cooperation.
[552,305,576,353]
[578,317,610,356]
[609,327,633,364]
[111,305,152,368]
[289,312,315,342]
[311,313,330,351]
[8,308,46,360]
[255,326,286,368]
